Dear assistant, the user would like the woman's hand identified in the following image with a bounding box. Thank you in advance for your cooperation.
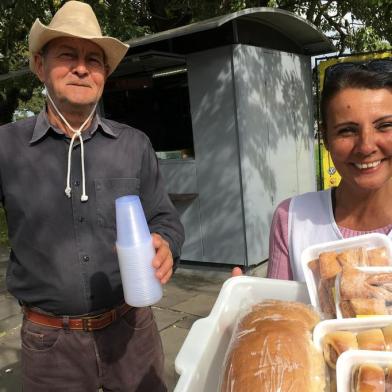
[231,267,244,277]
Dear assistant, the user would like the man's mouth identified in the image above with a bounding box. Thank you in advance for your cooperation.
[67,83,90,88]
[354,160,382,169]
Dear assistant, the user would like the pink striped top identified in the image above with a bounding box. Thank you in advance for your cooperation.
[267,198,392,281]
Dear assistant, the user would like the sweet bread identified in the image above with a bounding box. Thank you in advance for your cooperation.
[319,251,341,280]
[340,266,372,300]
[339,300,356,318]
[349,298,388,316]
[368,247,389,266]
[323,331,358,369]
[356,329,386,351]
[318,278,336,318]
[383,325,392,351]
[353,363,385,392]
[337,247,367,267]
[386,366,392,391]
[323,325,392,369]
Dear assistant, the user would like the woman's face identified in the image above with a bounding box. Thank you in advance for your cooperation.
[324,87,392,191]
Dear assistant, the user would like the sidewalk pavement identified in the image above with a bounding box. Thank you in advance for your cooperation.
[0,247,267,392]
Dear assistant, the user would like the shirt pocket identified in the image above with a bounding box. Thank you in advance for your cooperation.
[94,178,140,229]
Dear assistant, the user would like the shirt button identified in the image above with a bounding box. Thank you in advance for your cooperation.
[83,255,90,262]
[74,180,80,186]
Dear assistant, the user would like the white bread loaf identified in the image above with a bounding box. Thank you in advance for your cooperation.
[220,300,325,392]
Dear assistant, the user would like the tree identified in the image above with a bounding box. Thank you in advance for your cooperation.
[0,0,391,125]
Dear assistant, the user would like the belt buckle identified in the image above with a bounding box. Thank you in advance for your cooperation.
[82,318,93,332]
[110,308,117,323]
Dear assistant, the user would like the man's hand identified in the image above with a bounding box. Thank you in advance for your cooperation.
[152,233,173,284]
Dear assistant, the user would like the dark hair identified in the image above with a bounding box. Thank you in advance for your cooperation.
[321,67,392,128]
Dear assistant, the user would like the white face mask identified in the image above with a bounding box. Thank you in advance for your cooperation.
[46,88,97,202]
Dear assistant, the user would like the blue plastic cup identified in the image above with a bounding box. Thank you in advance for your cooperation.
[115,195,151,247]
[115,195,162,307]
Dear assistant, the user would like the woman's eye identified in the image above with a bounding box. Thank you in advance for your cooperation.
[378,122,392,131]
[337,127,356,136]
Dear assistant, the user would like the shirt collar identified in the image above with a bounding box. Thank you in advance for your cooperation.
[30,109,117,143]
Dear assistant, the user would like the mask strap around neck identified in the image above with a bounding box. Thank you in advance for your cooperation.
[46,90,97,202]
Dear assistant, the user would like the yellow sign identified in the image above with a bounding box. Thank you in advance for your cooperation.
[318,51,392,189]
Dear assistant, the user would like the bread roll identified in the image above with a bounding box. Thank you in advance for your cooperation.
[337,247,368,267]
[318,278,337,318]
[323,331,358,369]
[319,251,341,279]
[368,247,390,266]
[353,363,385,392]
[340,300,356,318]
[385,366,392,391]
[340,266,371,300]
[382,325,392,351]
[357,329,386,351]
[308,259,320,281]
[350,298,388,316]
[221,301,324,392]
[340,266,392,307]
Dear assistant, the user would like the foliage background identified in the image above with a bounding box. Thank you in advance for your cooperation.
[1,0,392,126]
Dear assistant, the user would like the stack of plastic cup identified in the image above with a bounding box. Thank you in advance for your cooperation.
[115,195,163,307]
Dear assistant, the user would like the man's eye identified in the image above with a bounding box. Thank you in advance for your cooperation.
[89,57,104,66]
[59,52,73,59]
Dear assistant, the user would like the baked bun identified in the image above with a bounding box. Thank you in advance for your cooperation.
[220,300,324,391]
[357,329,386,351]
[353,363,385,392]
[323,331,358,369]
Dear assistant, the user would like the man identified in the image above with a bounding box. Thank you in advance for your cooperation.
[0,1,184,391]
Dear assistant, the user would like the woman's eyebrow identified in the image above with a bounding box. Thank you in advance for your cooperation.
[332,121,357,129]
[373,114,392,124]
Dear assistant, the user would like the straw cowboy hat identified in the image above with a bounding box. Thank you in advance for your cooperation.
[28,0,129,75]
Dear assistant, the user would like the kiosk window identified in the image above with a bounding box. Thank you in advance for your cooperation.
[102,72,194,159]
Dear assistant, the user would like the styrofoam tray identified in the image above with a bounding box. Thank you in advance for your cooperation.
[313,316,392,352]
[174,276,310,392]
[301,233,392,314]
[336,350,392,392]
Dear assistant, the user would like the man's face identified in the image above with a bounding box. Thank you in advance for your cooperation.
[34,37,108,113]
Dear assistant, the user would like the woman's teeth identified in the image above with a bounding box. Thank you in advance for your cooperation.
[354,160,381,169]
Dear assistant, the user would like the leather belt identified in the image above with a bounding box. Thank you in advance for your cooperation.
[23,303,132,332]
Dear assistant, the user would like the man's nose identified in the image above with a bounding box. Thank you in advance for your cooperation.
[73,58,89,75]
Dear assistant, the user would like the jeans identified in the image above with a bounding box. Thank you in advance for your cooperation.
[21,307,166,391]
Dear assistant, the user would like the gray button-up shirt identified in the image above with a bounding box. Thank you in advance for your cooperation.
[0,111,184,315]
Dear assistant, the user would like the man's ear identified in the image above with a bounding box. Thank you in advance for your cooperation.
[34,53,45,83]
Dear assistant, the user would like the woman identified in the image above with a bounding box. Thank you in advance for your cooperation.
[233,64,392,281]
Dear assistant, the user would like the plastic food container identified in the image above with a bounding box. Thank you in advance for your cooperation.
[336,350,392,391]
[174,276,310,392]
[301,233,392,318]
[313,316,392,352]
